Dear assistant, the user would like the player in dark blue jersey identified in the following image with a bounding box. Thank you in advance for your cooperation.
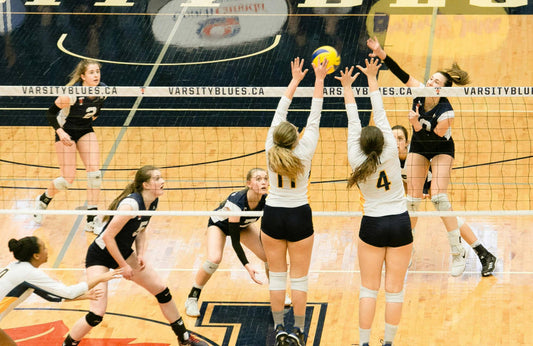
[62,166,207,346]
[393,125,497,276]
[367,37,472,277]
[33,59,106,234]
[185,168,270,317]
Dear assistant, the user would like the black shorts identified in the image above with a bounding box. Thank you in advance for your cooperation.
[207,219,230,236]
[410,133,454,160]
[359,211,412,248]
[55,126,94,143]
[261,204,313,242]
[85,242,133,269]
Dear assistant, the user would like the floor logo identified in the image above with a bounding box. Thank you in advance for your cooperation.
[195,301,328,346]
[6,308,214,345]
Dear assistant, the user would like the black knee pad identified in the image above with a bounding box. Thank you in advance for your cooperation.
[155,287,172,304]
[85,311,103,327]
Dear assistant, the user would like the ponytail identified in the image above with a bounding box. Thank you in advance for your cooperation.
[439,62,470,87]
[268,146,303,181]
[268,121,303,181]
[103,165,158,222]
[348,126,384,189]
[347,151,380,188]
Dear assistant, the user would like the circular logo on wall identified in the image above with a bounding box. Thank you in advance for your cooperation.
[152,0,288,48]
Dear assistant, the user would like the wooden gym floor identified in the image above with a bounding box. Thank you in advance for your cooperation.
[1,2,533,345]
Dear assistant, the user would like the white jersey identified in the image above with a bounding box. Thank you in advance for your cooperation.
[265,96,323,208]
[347,91,407,217]
[0,261,88,321]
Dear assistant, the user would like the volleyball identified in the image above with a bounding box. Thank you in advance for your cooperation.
[311,45,341,74]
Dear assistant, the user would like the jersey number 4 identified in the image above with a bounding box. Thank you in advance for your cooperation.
[376,170,391,191]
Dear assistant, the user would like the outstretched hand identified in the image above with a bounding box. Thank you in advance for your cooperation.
[356,58,382,79]
[86,288,104,300]
[312,57,329,80]
[409,101,421,127]
[366,36,386,60]
[104,268,123,281]
[245,264,263,285]
[334,66,360,87]
[291,57,309,82]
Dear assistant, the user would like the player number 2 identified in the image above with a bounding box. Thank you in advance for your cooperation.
[376,170,391,191]
[82,106,98,119]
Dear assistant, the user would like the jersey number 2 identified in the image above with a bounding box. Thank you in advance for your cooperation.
[376,170,391,191]
[82,106,98,119]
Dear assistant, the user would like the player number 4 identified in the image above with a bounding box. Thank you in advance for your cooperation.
[377,170,391,191]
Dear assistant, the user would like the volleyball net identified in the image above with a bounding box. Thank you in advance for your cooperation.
[0,86,532,218]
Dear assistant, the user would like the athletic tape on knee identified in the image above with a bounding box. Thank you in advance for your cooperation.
[431,193,452,211]
[385,290,404,303]
[85,311,103,327]
[53,176,72,190]
[155,287,172,304]
[406,195,422,212]
[269,271,287,291]
[359,286,378,300]
[87,170,102,189]
[457,217,465,228]
[290,275,308,292]
[202,260,219,275]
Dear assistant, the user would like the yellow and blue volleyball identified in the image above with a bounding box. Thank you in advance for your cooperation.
[311,45,341,74]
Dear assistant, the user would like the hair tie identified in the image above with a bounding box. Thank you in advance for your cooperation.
[274,141,292,149]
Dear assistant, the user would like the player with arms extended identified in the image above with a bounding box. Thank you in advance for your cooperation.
[339,58,412,346]
[261,57,328,346]
[0,236,121,345]
[367,37,473,276]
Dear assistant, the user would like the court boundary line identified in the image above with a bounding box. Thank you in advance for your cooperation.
[33,268,527,275]
[53,4,189,268]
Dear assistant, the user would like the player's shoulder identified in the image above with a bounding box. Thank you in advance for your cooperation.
[120,193,142,208]
[3,261,38,277]
[227,189,248,204]
[438,97,453,110]
[97,82,108,101]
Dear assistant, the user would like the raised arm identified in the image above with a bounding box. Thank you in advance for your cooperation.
[335,66,365,168]
[357,58,391,131]
[266,58,309,151]
[357,58,397,158]
[285,57,308,100]
[334,66,360,105]
[366,36,421,88]
[297,58,328,157]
